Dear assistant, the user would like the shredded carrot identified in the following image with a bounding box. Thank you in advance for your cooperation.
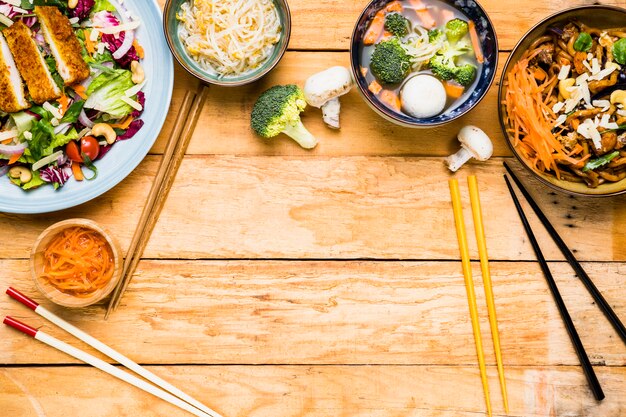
[533,67,547,81]
[1,138,13,145]
[71,163,84,181]
[110,116,134,130]
[8,152,22,165]
[368,80,383,95]
[72,85,89,100]
[57,94,70,116]
[408,0,436,29]
[444,81,465,99]
[133,39,144,59]
[468,21,484,63]
[379,90,401,111]
[41,226,114,297]
[84,29,96,55]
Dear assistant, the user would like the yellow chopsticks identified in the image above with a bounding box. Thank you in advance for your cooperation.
[468,175,509,414]
[449,178,492,417]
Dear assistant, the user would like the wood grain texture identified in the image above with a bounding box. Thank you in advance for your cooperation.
[155,0,626,51]
[1,365,625,417]
[0,157,623,261]
[151,52,511,157]
[1,260,624,365]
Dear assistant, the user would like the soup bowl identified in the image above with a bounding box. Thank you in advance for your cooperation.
[163,0,291,87]
[499,5,626,197]
[350,0,498,128]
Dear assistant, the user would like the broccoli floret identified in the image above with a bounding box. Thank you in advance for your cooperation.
[428,28,444,43]
[454,64,477,87]
[445,18,469,43]
[250,85,317,149]
[384,13,410,38]
[429,54,456,80]
[370,38,412,84]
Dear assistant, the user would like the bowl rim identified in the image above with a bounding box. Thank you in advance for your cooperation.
[498,4,626,197]
[349,0,499,128]
[30,218,123,308]
[162,0,291,87]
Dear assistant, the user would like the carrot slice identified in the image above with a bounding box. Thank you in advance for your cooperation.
[57,94,70,116]
[385,1,403,12]
[444,81,465,99]
[364,9,386,45]
[8,152,22,165]
[72,163,84,181]
[110,116,134,130]
[84,29,96,55]
[468,21,484,63]
[1,138,13,145]
[408,0,436,29]
[379,90,401,111]
[368,80,383,95]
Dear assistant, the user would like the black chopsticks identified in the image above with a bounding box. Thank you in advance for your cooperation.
[504,161,626,345]
[503,174,605,401]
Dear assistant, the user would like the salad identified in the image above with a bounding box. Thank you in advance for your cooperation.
[0,0,146,190]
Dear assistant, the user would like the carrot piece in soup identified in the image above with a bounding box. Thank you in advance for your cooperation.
[444,81,465,99]
[364,10,386,45]
[379,90,401,111]
[468,21,484,63]
[368,80,383,95]
[408,0,436,29]
[385,1,403,12]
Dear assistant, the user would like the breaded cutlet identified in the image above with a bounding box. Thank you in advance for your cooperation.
[35,6,90,86]
[0,32,29,113]
[3,21,61,104]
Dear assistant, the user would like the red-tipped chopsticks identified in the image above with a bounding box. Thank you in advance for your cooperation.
[5,288,222,417]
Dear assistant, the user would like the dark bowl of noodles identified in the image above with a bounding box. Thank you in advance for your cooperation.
[350,0,498,128]
[499,5,626,196]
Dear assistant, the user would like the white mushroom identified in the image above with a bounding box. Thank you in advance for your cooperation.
[303,66,353,129]
[445,126,493,172]
[401,74,446,118]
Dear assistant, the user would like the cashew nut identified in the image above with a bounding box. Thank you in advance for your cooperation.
[130,61,144,84]
[9,166,32,183]
[610,90,626,107]
[91,123,117,144]
[559,78,575,100]
[68,0,78,9]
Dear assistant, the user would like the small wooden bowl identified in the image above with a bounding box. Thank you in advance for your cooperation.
[30,219,123,308]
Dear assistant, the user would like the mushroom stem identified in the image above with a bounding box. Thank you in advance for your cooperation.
[321,98,341,129]
[446,147,473,172]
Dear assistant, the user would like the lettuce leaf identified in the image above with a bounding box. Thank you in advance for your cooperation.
[42,128,79,156]
[92,0,116,14]
[84,69,134,118]
[10,170,46,190]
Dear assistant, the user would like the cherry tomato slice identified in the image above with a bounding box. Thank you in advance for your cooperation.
[80,136,100,161]
[66,140,82,163]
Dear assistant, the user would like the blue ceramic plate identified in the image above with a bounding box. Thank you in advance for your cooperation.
[0,0,174,214]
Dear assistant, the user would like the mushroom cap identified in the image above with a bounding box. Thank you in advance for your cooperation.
[458,125,493,160]
[400,75,446,118]
[303,66,354,108]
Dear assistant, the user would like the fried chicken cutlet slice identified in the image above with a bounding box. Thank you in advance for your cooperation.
[0,32,29,113]
[3,21,61,104]
[35,6,89,86]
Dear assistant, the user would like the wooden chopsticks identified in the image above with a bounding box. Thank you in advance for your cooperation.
[106,86,210,318]
[449,178,493,417]
[503,162,626,345]
[5,288,222,417]
[503,173,605,401]
[467,176,509,414]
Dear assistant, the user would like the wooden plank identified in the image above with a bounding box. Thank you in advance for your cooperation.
[1,365,624,417]
[0,157,625,261]
[1,260,624,365]
[155,0,626,51]
[152,52,512,157]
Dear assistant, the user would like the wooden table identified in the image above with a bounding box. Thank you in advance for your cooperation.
[2,0,626,416]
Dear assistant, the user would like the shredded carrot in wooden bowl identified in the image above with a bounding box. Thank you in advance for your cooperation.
[41,227,115,297]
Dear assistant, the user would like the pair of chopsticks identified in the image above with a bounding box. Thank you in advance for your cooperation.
[503,162,626,401]
[106,86,210,318]
[449,176,508,417]
[4,287,222,417]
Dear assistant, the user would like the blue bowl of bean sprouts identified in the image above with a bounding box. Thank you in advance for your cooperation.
[163,0,291,86]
